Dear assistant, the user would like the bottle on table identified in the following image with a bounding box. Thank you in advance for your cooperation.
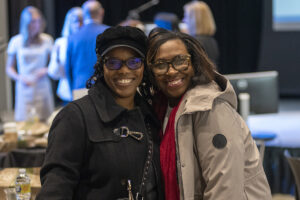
[15,168,31,200]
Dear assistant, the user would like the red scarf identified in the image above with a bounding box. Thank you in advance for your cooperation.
[154,93,181,200]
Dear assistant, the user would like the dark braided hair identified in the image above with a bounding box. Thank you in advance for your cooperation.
[86,53,102,89]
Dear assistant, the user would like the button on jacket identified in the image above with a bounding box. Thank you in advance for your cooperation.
[37,79,164,200]
[174,73,272,200]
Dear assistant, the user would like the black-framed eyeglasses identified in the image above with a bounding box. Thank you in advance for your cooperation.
[103,57,144,70]
[150,54,191,75]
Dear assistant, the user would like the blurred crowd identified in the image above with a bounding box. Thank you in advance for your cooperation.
[5,0,219,122]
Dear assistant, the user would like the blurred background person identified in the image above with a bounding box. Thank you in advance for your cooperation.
[154,12,180,32]
[5,6,54,121]
[48,7,83,105]
[65,0,109,95]
[183,1,219,67]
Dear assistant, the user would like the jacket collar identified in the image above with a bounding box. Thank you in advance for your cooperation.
[88,79,125,123]
[88,79,159,126]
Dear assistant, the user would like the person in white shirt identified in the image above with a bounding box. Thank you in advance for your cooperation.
[48,7,83,104]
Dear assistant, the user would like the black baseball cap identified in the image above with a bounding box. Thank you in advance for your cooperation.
[95,26,147,58]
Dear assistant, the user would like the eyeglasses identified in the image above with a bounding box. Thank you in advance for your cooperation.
[103,57,144,70]
[150,55,191,75]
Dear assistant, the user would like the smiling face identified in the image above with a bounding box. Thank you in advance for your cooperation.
[28,10,42,38]
[153,39,195,107]
[103,46,144,102]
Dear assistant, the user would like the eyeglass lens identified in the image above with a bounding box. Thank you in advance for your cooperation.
[152,55,190,75]
[105,57,143,70]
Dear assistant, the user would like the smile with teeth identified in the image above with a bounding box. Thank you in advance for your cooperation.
[167,78,183,87]
[116,78,133,85]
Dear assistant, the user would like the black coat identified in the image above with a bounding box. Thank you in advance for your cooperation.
[37,80,164,200]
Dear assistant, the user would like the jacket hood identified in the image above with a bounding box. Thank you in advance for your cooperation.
[182,72,237,114]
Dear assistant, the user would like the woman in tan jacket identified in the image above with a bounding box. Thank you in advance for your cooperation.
[146,28,272,200]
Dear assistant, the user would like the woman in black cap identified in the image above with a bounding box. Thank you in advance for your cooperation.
[37,26,164,200]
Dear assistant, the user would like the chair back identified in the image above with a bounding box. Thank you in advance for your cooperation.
[284,150,300,200]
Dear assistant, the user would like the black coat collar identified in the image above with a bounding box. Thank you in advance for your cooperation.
[88,79,159,127]
[88,79,125,123]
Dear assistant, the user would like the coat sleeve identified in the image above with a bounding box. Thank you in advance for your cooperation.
[37,103,86,200]
[193,99,268,200]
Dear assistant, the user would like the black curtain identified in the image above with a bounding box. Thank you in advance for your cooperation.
[206,0,262,74]
[54,0,84,38]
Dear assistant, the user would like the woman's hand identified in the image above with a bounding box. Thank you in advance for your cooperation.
[19,75,36,86]
[35,67,48,80]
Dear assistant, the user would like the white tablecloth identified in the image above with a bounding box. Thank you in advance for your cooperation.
[248,111,300,148]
